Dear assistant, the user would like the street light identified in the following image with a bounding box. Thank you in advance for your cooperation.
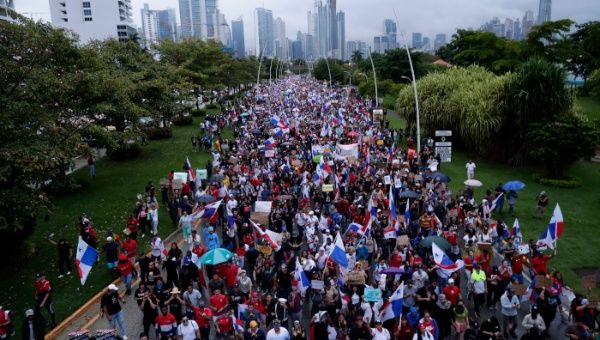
[323,58,332,88]
[269,57,274,85]
[344,71,352,86]
[256,46,267,88]
[367,47,379,107]
[399,31,422,153]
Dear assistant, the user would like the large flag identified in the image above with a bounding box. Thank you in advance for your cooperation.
[295,257,310,294]
[191,200,222,220]
[264,137,277,148]
[250,220,282,251]
[184,157,196,181]
[75,237,98,285]
[226,206,236,229]
[328,232,348,268]
[317,156,331,180]
[380,282,404,322]
[537,203,564,250]
[432,242,464,276]
[365,195,377,232]
[389,186,398,228]
[383,225,398,240]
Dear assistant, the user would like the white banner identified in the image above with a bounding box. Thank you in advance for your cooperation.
[335,143,359,159]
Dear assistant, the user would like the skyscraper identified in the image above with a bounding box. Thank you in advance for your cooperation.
[178,0,200,39]
[522,10,535,37]
[504,18,514,39]
[255,7,274,56]
[216,12,231,48]
[412,32,422,49]
[512,19,522,40]
[538,0,551,24]
[274,17,288,61]
[312,0,341,59]
[0,0,16,22]
[337,11,346,60]
[141,4,177,48]
[179,0,223,42]
[231,18,245,58]
[49,0,137,43]
[201,0,218,40]
[383,19,397,49]
[434,33,447,51]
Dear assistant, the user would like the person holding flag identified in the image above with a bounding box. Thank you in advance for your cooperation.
[537,203,564,250]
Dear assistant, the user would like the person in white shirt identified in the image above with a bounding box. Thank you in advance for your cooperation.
[465,160,476,179]
[371,320,391,340]
[177,316,199,340]
[266,319,290,340]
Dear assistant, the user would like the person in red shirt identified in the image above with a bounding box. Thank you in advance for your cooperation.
[192,301,212,340]
[34,273,56,327]
[216,310,234,338]
[122,235,138,277]
[155,305,177,339]
[209,289,229,316]
[475,249,492,272]
[531,250,555,275]
[117,253,134,294]
[511,253,526,284]
[0,306,12,339]
[442,278,461,306]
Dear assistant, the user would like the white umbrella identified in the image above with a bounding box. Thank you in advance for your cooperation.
[464,179,483,187]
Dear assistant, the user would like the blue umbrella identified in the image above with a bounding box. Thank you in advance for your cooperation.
[429,171,451,183]
[400,190,419,199]
[503,180,526,191]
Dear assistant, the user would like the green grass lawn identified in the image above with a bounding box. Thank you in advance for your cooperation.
[576,95,600,121]
[0,117,214,336]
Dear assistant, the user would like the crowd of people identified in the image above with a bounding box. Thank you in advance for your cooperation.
[7,76,599,340]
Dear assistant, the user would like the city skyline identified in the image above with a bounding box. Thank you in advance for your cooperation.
[16,0,600,53]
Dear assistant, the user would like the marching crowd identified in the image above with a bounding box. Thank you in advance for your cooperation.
[5,76,599,340]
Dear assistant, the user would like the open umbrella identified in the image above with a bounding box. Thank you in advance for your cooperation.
[197,194,215,203]
[464,179,483,187]
[420,236,451,251]
[199,248,233,265]
[428,171,451,183]
[400,190,419,199]
[503,180,526,191]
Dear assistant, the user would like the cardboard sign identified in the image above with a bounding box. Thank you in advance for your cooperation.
[518,244,530,255]
[345,271,366,285]
[513,284,528,296]
[384,175,391,185]
[395,178,402,188]
[477,242,493,253]
[311,280,324,291]
[535,275,553,289]
[322,184,334,192]
[197,169,208,180]
[172,179,183,190]
[254,201,272,213]
[396,235,410,247]
[250,212,269,226]
[581,275,597,289]
[364,287,383,302]
[588,296,599,308]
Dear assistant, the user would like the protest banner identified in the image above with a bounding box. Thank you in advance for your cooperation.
[172,179,183,190]
[311,280,324,291]
[173,172,188,183]
[477,242,493,253]
[364,288,383,302]
[345,271,366,285]
[197,169,208,180]
[335,143,359,159]
[384,175,391,185]
[250,212,269,226]
[513,284,528,296]
[254,201,272,213]
[265,149,275,158]
[322,184,334,192]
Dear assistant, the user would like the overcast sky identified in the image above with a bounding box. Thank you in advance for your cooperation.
[16,0,600,51]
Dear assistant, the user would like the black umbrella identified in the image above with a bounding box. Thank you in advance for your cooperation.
[400,190,419,199]
[429,171,451,183]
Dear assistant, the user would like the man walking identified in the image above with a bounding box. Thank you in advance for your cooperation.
[101,284,127,339]
[500,287,519,339]
[465,160,476,180]
[34,273,56,327]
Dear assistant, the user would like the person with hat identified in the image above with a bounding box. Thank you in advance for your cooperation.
[522,305,546,333]
[371,319,391,340]
[290,319,305,340]
[245,319,266,340]
[535,191,549,218]
[21,309,45,340]
[101,235,120,276]
[33,272,56,327]
[101,284,127,339]
[192,300,212,340]
[155,305,177,340]
[165,286,185,323]
[204,225,221,250]
[266,319,290,340]
[273,298,289,330]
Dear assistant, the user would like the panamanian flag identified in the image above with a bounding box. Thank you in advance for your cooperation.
[537,203,564,250]
[76,237,98,285]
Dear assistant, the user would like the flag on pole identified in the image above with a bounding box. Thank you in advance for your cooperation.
[383,225,397,239]
[537,203,564,250]
[491,193,504,211]
[264,137,277,148]
[226,206,236,229]
[190,200,222,220]
[250,220,282,251]
[328,232,348,268]
[432,242,464,276]
[404,199,411,227]
[380,282,404,322]
[75,237,98,285]
[295,257,310,294]
[184,157,196,181]
[511,218,522,244]
[389,185,398,228]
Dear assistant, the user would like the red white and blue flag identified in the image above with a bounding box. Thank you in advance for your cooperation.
[537,203,564,250]
[264,137,277,148]
[295,257,310,294]
[191,200,222,220]
[251,220,282,251]
[432,242,464,277]
[75,237,98,285]
[511,218,522,244]
[348,222,370,237]
[404,199,411,227]
[184,157,196,181]
[328,232,348,268]
[380,282,404,322]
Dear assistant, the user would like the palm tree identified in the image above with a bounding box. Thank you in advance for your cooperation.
[351,50,363,65]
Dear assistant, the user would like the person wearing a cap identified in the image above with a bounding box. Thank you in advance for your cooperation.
[101,284,127,339]
[290,319,305,340]
[192,300,212,340]
[101,235,120,273]
[522,305,546,334]
[266,319,290,340]
[244,319,266,340]
[33,272,56,327]
[21,309,45,340]
[371,319,391,340]
[204,225,220,250]
[442,278,460,307]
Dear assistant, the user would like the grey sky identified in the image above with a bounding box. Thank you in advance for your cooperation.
[16,0,600,51]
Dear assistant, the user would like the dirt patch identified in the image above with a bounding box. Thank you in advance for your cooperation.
[575,268,600,288]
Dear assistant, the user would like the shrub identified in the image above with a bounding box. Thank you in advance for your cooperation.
[172,115,193,126]
[107,141,142,161]
[206,103,218,110]
[532,173,583,188]
[144,126,173,140]
[191,109,207,117]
